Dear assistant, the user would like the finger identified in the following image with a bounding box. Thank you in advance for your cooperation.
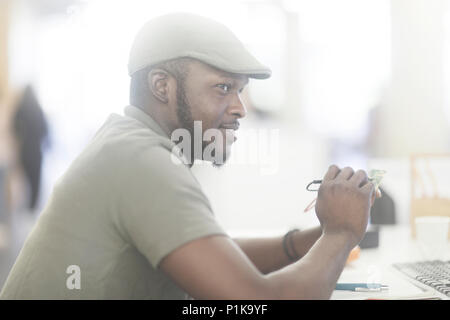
[371,188,383,206]
[376,188,382,198]
[323,164,340,181]
[371,190,376,206]
[361,180,375,195]
[349,169,368,187]
[335,167,355,181]
[360,180,377,206]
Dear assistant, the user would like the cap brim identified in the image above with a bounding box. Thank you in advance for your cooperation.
[184,48,271,80]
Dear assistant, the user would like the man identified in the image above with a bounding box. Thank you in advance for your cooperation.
[0,13,377,299]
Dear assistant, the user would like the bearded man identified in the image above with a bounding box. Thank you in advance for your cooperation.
[1,13,376,299]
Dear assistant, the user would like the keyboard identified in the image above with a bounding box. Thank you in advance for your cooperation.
[393,260,450,297]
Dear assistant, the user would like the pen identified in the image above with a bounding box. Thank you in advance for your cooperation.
[355,288,382,292]
[335,283,389,291]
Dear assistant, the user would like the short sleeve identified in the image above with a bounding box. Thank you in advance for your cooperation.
[115,145,227,269]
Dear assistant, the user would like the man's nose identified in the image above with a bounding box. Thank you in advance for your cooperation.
[227,93,247,119]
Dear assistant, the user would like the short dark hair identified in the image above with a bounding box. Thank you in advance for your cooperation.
[129,57,192,109]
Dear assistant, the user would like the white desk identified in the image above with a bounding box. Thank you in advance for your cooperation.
[331,224,450,300]
[229,224,449,299]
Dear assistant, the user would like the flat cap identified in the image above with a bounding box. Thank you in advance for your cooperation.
[128,13,271,79]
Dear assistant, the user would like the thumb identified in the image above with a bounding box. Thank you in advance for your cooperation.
[370,190,376,207]
[362,181,376,206]
[371,188,382,206]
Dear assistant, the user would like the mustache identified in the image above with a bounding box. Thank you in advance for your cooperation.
[219,121,240,131]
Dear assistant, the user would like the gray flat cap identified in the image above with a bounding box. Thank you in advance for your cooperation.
[128,13,271,79]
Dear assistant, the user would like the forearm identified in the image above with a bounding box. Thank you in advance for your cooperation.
[291,226,323,259]
[264,232,354,299]
[233,236,287,275]
[234,226,322,274]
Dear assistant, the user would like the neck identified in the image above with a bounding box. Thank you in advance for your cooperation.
[135,103,175,139]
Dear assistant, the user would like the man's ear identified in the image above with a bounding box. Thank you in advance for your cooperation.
[148,69,171,104]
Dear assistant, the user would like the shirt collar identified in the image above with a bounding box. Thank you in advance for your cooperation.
[123,105,192,167]
[124,105,169,139]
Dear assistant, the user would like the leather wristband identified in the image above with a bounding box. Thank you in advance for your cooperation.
[283,228,300,262]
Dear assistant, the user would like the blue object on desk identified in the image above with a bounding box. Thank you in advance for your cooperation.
[336,283,389,291]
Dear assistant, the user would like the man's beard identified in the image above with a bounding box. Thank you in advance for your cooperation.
[175,81,230,167]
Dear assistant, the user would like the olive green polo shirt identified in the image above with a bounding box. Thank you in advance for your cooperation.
[0,105,226,299]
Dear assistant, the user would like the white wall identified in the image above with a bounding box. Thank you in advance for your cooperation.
[375,0,450,156]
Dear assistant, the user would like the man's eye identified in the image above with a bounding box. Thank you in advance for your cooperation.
[217,84,231,93]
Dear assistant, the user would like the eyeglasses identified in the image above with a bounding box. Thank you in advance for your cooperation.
[306,176,382,192]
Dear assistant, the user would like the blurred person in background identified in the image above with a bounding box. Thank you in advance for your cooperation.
[11,85,49,212]
[0,88,22,222]
[0,13,378,300]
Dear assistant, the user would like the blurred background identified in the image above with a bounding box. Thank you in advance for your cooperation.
[1,0,450,288]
